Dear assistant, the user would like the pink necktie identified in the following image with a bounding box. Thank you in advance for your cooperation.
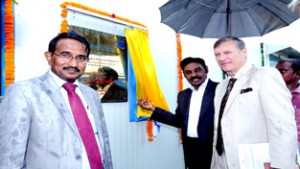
[63,82,103,169]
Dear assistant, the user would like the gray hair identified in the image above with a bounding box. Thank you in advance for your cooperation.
[213,36,246,50]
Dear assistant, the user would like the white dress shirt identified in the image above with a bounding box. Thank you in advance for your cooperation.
[187,78,208,137]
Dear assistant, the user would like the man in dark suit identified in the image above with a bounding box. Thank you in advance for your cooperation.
[138,57,218,169]
[95,66,127,103]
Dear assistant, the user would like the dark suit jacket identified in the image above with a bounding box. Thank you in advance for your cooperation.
[101,83,127,103]
[151,79,218,169]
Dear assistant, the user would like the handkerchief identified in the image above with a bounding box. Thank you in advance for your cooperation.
[240,88,253,94]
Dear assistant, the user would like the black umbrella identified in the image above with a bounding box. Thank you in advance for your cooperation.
[160,0,299,38]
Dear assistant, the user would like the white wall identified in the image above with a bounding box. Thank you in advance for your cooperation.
[11,0,300,168]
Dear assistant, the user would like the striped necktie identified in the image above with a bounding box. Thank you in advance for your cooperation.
[216,78,237,155]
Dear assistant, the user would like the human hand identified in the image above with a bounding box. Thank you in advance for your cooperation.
[137,99,155,111]
[263,162,279,169]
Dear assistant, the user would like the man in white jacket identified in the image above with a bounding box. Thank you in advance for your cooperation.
[210,36,298,169]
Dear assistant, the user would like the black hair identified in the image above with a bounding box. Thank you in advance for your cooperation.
[278,58,300,73]
[48,30,90,57]
[98,66,119,80]
[292,60,300,73]
[180,57,208,73]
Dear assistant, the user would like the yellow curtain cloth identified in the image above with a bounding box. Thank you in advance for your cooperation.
[125,28,169,117]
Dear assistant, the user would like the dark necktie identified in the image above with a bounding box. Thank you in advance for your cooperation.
[216,78,237,155]
[63,82,103,169]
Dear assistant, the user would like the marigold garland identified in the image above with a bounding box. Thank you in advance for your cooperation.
[3,0,15,86]
[147,120,154,141]
[176,34,183,92]
[176,34,184,143]
[59,1,147,33]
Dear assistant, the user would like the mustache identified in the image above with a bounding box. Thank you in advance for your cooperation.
[63,67,80,72]
[191,76,201,81]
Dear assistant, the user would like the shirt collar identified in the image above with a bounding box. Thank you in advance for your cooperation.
[229,62,251,80]
[189,77,208,91]
[48,70,80,88]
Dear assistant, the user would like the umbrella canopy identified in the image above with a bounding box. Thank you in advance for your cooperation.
[160,0,299,38]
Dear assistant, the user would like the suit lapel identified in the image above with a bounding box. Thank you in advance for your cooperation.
[39,73,80,137]
[199,80,214,121]
[224,65,257,114]
[181,89,192,127]
[78,84,103,134]
[78,84,99,122]
[79,84,109,156]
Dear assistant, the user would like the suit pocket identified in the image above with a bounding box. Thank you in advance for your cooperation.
[240,88,253,94]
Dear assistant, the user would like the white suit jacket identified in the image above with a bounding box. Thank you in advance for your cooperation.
[211,64,298,169]
[0,72,113,169]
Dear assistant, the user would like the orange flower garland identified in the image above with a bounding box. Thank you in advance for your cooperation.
[3,0,15,86]
[147,120,154,141]
[176,34,183,92]
[59,2,147,33]
[176,34,184,143]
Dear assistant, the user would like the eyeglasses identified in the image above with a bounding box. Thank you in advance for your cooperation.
[52,52,88,63]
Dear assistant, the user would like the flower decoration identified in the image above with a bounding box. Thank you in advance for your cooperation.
[60,2,147,33]
[61,9,68,17]
[176,34,184,144]
[176,34,183,92]
[147,120,154,141]
[60,19,68,33]
[3,0,15,86]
